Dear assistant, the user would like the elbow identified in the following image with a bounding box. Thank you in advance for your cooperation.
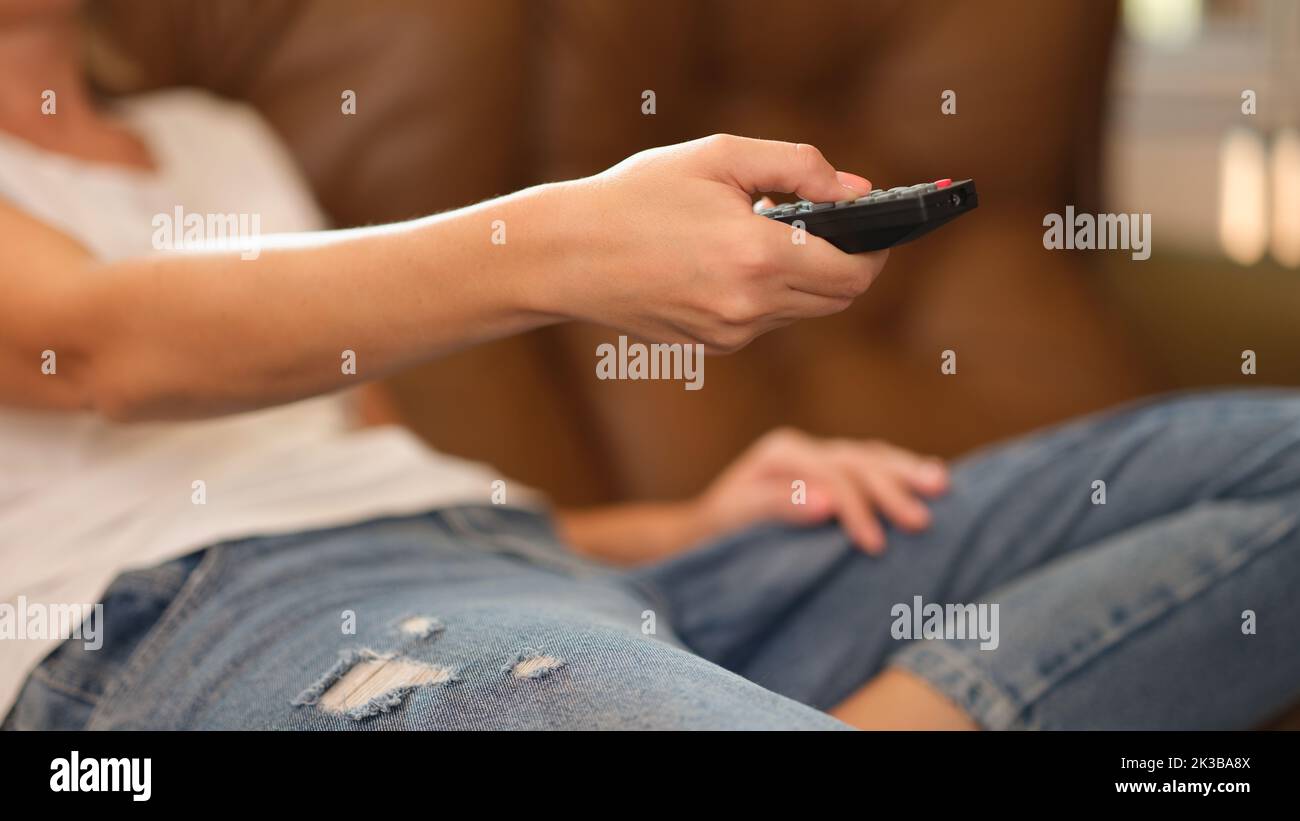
[71,350,163,424]
[86,386,148,424]
[2,342,147,422]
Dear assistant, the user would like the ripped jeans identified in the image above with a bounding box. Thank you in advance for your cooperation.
[6,391,1300,729]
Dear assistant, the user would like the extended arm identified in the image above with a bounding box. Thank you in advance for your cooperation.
[3,135,885,421]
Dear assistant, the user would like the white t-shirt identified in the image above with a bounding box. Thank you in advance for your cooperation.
[0,88,537,713]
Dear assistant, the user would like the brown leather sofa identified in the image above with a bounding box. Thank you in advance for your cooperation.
[94,0,1154,504]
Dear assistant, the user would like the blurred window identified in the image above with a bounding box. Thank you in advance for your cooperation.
[1108,0,1300,265]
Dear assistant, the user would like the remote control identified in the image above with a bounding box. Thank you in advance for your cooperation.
[757,178,978,253]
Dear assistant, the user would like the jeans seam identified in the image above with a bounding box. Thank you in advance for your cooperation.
[1011,508,1300,726]
[442,506,603,578]
[892,507,1299,730]
[28,667,100,707]
[106,574,187,601]
[85,547,228,729]
[890,641,1028,730]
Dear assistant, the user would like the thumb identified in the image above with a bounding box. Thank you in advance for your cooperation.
[706,135,871,202]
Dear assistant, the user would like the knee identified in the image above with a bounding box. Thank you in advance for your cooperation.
[1145,388,1300,422]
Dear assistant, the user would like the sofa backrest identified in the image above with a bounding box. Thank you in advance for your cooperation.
[95,0,1146,504]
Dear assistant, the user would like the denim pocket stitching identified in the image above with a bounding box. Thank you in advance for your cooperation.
[85,546,230,729]
[28,666,101,707]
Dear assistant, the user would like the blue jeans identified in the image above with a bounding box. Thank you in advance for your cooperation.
[6,391,1300,729]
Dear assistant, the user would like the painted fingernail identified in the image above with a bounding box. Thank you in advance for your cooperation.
[836,171,872,193]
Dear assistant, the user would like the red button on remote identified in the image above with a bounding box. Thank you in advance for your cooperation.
[934,178,952,189]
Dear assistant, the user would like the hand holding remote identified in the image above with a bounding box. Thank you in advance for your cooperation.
[534,134,889,353]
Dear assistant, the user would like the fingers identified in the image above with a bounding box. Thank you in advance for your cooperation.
[836,170,873,193]
[774,288,855,320]
[849,464,933,533]
[748,216,888,300]
[830,442,949,543]
[902,456,949,496]
[778,437,949,554]
[870,441,951,497]
[705,134,870,202]
[817,466,887,553]
[776,451,890,554]
[784,243,888,300]
[763,480,833,525]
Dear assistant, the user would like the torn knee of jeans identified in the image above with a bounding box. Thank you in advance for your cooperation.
[292,649,457,720]
[398,614,445,640]
[505,648,566,680]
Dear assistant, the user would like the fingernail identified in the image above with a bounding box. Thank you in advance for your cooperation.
[920,463,945,481]
[836,171,872,194]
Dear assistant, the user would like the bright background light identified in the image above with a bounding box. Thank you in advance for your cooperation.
[1218,127,1269,265]
[1123,0,1204,47]
[1270,127,1300,267]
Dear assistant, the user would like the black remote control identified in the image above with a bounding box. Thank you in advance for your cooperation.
[757,178,978,252]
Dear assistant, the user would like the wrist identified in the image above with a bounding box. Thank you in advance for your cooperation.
[557,497,717,565]
[403,181,580,348]
[502,179,595,324]
[641,497,720,558]
[688,490,738,545]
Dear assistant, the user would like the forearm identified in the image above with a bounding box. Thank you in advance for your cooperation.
[23,183,571,420]
[555,500,718,566]
[8,134,888,420]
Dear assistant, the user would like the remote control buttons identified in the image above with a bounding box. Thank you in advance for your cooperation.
[791,201,835,212]
[758,180,967,222]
